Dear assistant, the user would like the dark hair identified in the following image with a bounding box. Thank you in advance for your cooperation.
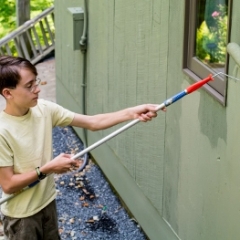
[0,55,38,95]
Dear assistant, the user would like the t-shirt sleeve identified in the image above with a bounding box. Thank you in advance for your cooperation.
[0,136,14,167]
[43,100,75,127]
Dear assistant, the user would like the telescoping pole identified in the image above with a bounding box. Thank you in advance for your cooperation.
[71,74,214,160]
[0,75,213,205]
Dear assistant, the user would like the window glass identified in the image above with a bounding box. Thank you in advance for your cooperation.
[183,0,231,105]
[196,0,228,73]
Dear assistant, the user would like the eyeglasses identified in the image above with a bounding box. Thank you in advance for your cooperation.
[30,77,41,92]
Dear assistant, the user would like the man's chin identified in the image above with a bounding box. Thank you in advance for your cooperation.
[30,99,38,107]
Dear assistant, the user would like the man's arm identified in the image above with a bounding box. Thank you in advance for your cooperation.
[70,104,162,131]
[0,153,80,194]
[0,166,39,194]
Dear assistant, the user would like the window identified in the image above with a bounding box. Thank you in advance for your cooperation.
[183,0,232,105]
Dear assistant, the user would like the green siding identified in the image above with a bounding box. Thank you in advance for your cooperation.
[86,0,168,214]
[55,0,86,143]
[55,0,240,239]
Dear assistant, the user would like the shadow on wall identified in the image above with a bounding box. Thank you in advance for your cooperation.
[198,91,227,148]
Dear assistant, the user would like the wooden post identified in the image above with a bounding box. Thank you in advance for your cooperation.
[16,0,30,26]
[16,0,31,59]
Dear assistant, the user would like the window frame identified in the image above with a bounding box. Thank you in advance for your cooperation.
[183,0,232,106]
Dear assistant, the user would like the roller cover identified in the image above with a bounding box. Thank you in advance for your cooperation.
[227,42,240,67]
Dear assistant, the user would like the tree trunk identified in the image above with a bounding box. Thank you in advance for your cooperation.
[16,0,30,26]
[16,0,31,59]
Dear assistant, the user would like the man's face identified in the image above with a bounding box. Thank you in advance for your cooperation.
[9,68,41,109]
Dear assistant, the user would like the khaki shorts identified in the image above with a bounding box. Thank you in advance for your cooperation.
[2,200,60,240]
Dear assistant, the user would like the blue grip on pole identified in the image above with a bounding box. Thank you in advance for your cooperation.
[164,90,187,107]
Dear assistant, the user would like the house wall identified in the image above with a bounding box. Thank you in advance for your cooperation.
[55,0,240,239]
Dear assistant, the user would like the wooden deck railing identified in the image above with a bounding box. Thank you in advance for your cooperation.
[0,6,55,64]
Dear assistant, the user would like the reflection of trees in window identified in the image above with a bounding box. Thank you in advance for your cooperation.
[196,0,228,67]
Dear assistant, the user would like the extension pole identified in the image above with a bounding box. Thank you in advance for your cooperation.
[0,75,213,205]
[71,74,213,160]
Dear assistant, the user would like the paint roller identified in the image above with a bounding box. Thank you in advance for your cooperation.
[227,42,240,77]
[227,43,240,67]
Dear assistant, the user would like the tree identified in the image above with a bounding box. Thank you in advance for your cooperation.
[16,0,30,27]
[0,0,16,37]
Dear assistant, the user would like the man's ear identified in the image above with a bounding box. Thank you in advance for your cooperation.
[2,88,13,99]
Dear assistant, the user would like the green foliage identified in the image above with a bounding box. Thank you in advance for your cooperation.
[196,4,228,64]
[0,0,16,37]
[196,21,210,61]
[0,0,54,39]
[31,0,54,11]
[31,0,54,18]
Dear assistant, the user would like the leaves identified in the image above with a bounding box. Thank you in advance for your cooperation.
[196,3,228,64]
[0,0,53,39]
[0,0,16,37]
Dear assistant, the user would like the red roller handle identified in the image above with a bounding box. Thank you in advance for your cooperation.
[186,75,214,94]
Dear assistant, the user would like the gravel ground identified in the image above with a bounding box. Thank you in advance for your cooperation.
[53,126,147,240]
[0,126,147,239]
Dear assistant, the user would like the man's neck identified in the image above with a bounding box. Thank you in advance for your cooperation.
[4,104,29,117]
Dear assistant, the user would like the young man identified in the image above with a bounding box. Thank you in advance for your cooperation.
[0,55,163,239]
